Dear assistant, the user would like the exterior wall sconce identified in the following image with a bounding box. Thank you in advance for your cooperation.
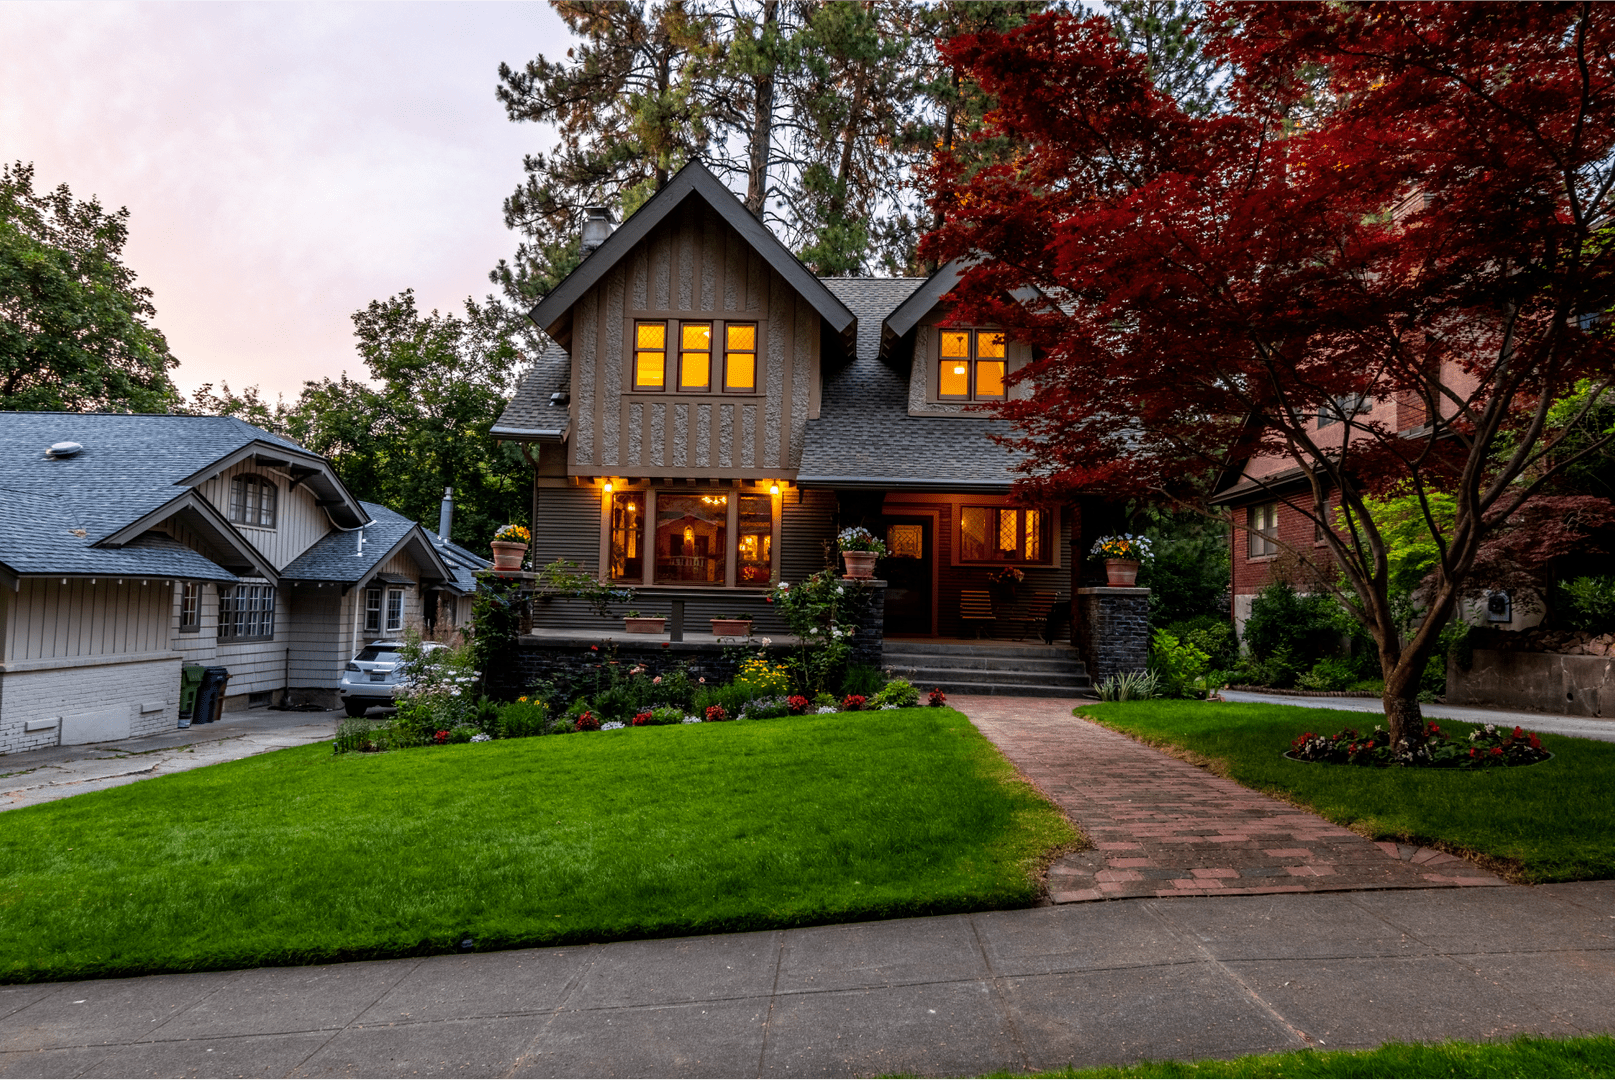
[769,482,780,495]
[603,481,613,494]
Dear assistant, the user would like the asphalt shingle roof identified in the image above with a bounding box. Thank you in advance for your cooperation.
[0,412,310,579]
[424,530,489,592]
[798,278,1023,488]
[280,502,419,584]
[493,339,572,438]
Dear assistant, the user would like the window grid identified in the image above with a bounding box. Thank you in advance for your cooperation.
[678,322,712,392]
[386,588,404,632]
[1248,503,1279,558]
[365,588,383,633]
[960,506,1051,564]
[179,582,201,632]
[229,475,278,528]
[937,329,1008,402]
[634,321,667,391]
[724,323,757,392]
[219,584,275,640]
[608,487,778,588]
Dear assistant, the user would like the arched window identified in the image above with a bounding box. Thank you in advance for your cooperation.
[229,474,278,528]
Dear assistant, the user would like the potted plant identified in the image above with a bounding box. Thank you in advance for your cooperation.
[1089,534,1152,587]
[491,524,531,571]
[709,614,754,637]
[837,526,888,579]
[988,565,1025,599]
[623,610,666,634]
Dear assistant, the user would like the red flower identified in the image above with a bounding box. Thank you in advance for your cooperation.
[1470,748,1478,758]
[928,688,947,707]
[1491,747,1503,756]
[705,705,728,722]
[435,730,449,744]
[631,712,652,727]
[590,645,599,651]
[842,694,867,711]
[1513,726,1525,738]
[575,710,600,732]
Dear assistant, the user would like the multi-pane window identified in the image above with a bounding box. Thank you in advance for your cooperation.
[229,474,277,528]
[724,323,757,392]
[679,322,712,391]
[1318,393,1369,428]
[179,581,201,633]
[218,583,275,640]
[960,506,1048,563]
[634,321,667,390]
[655,492,729,584]
[386,587,404,633]
[365,587,383,633]
[1248,503,1279,558]
[736,493,771,585]
[609,491,646,582]
[633,320,759,393]
[938,329,1007,401]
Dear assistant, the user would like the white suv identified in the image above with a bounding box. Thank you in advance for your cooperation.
[338,641,443,717]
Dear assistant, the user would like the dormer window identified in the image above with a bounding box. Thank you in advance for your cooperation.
[229,474,278,528]
[938,330,1007,401]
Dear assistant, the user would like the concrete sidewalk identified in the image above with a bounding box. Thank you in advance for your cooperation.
[2,884,1613,1078]
[1221,689,1615,743]
[0,709,341,813]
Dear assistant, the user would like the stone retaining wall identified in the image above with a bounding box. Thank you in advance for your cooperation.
[1447,649,1614,718]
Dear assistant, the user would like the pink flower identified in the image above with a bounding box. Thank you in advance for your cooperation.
[653,675,663,685]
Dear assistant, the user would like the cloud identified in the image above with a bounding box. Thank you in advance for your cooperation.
[0,1,569,400]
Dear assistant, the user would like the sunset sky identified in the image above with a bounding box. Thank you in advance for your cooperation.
[1,1,571,402]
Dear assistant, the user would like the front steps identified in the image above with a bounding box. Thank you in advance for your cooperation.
[882,639,1094,699]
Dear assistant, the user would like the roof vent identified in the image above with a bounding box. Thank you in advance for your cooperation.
[580,206,615,254]
[549,391,570,407]
[45,441,83,459]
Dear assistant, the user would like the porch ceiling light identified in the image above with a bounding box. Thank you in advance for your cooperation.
[769,482,780,495]
[603,480,613,493]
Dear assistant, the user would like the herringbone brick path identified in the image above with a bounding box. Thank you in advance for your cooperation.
[955,695,1505,902]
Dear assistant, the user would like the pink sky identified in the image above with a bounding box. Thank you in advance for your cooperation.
[1,1,570,402]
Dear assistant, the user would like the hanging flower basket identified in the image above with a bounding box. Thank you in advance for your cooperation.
[491,524,530,572]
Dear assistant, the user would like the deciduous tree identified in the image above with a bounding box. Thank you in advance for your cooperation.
[924,3,1615,744]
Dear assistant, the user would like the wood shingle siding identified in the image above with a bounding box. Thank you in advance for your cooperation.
[569,203,820,478]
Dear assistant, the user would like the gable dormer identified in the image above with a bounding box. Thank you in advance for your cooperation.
[527,163,856,480]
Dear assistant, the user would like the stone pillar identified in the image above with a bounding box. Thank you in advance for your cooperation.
[847,579,886,669]
[1075,587,1151,681]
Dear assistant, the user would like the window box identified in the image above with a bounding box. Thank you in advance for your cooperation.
[710,618,753,637]
[623,616,666,634]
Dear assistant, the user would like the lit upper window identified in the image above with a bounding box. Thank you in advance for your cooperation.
[724,323,757,392]
[938,329,1007,401]
[634,321,666,390]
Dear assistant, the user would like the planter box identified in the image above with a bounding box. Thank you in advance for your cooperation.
[710,619,754,637]
[623,618,666,634]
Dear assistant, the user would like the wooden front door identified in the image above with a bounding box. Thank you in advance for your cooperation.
[879,517,934,635]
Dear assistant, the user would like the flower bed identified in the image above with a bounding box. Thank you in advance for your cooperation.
[1288,722,1551,768]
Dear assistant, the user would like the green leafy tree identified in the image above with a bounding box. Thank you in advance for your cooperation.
[1105,0,1224,117]
[0,162,179,412]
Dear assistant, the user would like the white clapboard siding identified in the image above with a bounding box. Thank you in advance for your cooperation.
[192,458,331,569]
[3,577,171,662]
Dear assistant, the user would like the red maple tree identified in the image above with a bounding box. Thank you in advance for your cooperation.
[923,3,1615,743]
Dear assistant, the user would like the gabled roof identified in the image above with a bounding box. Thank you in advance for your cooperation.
[798,278,1025,492]
[880,258,969,355]
[527,161,856,353]
[491,338,571,441]
[280,502,455,590]
[424,528,490,593]
[0,412,364,582]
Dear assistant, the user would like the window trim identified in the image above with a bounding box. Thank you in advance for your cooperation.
[1248,502,1280,559]
[218,582,275,642]
[228,473,279,529]
[364,586,383,634]
[602,484,780,589]
[955,504,1054,566]
[677,320,713,392]
[178,581,201,634]
[936,328,1009,403]
[723,321,758,393]
[633,319,669,392]
[385,587,404,633]
[625,316,766,397]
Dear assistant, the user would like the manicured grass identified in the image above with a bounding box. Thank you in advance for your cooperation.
[0,708,1075,984]
[984,1033,1615,1078]
[1079,700,1615,883]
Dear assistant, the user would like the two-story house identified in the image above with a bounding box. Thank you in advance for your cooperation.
[492,163,1126,668]
[0,412,482,753]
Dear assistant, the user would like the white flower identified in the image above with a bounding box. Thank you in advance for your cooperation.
[681,714,701,724]
[816,705,838,714]
[601,721,625,730]
[880,704,898,710]
[761,637,773,646]
[449,688,461,697]
[835,586,844,595]
[471,733,491,742]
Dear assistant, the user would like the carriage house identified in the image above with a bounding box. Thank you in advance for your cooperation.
[492,163,1143,691]
[0,413,480,753]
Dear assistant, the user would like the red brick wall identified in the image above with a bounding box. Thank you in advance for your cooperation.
[1230,497,1339,599]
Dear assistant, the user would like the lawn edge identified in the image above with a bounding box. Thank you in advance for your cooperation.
[1071,705,1532,885]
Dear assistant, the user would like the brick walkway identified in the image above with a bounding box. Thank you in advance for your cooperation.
[955,696,1505,903]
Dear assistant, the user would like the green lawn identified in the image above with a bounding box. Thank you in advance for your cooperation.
[0,708,1075,984]
[985,1034,1615,1078]
[1079,700,1615,883]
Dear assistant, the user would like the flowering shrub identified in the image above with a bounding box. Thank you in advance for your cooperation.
[601,721,625,731]
[928,688,947,707]
[841,694,867,711]
[871,679,920,708]
[392,633,489,745]
[434,730,449,744]
[704,704,730,722]
[736,653,792,698]
[575,710,600,732]
[836,526,888,555]
[742,696,792,719]
[1289,722,1550,768]
[987,566,1025,586]
[787,694,811,715]
[1089,534,1152,560]
[631,711,653,727]
[768,571,873,693]
[470,733,491,743]
[493,523,531,544]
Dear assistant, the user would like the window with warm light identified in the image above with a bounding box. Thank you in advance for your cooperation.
[960,506,1049,563]
[724,323,757,391]
[679,322,712,391]
[938,329,1008,401]
[736,493,772,585]
[634,321,667,390]
[609,490,645,582]
[655,492,728,584]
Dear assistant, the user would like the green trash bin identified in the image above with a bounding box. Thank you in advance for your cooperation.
[180,664,205,726]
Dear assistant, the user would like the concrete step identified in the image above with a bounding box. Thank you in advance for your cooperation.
[889,664,1092,691]
[884,641,1078,661]
[883,654,1087,675]
[924,678,1099,699]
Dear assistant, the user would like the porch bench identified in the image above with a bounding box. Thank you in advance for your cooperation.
[960,589,996,638]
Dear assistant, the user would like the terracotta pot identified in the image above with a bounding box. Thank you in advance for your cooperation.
[623,617,666,634]
[709,618,753,637]
[841,551,878,579]
[491,541,528,571]
[1104,558,1141,587]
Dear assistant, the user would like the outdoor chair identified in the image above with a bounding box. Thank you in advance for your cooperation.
[960,589,996,638]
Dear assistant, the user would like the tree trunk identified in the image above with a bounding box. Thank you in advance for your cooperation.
[1380,641,1427,749]
[745,0,778,217]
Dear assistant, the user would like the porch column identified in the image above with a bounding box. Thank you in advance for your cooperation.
[1075,587,1150,681]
